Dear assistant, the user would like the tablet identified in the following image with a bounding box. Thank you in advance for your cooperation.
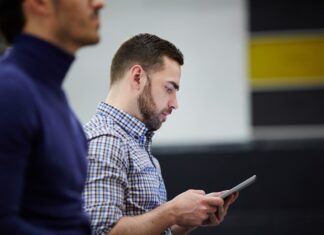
[220,175,256,199]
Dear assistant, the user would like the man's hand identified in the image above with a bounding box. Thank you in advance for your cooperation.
[167,189,224,227]
[202,191,239,226]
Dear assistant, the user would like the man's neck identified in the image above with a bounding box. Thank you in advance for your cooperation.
[105,90,143,123]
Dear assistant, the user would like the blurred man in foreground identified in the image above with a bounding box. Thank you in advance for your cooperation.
[0,0,104,234]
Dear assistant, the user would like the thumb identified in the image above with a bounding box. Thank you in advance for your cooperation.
[204,195,224,207]
[206,191,227,197]
[190,189,206,195]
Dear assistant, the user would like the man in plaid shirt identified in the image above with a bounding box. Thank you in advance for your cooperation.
[83,33,238,235]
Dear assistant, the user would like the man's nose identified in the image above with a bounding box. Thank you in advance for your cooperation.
[169,95,178,110]
[92,0,105,9]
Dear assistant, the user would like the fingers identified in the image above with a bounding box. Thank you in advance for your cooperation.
[173,189,238,228]
[233,191,239,201]
[205,190,239,211]
[202,210,222,227]
[196,191,240,227]
[225,192,239,206]
[223,196,234,212]
[216,205,226,220]
[221,192,239,219]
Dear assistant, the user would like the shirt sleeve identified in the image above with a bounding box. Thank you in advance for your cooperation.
[0,72,55,234]
[83,133,129,235]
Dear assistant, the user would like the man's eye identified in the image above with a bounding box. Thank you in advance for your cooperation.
[165,87,173,94]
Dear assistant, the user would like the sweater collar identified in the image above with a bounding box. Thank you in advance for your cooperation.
[12,33,75,87]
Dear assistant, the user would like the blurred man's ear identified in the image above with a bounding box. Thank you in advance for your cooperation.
[23,0,55,16]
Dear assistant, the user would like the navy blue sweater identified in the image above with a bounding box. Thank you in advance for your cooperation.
[0,34,91,235]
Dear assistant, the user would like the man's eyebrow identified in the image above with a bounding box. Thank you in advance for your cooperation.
[167,81,179,91]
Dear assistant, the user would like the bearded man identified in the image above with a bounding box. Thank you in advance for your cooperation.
[82,33,238,235]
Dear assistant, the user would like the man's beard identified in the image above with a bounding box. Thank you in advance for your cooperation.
[138,81,163,131]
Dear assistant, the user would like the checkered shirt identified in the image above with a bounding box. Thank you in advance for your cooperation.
[82,102,171,235]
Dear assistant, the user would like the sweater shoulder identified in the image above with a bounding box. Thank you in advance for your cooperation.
[0,62,37,101]
[0,63,38,124]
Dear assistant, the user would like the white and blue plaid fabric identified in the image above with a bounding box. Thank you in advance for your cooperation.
[82,102,171,235]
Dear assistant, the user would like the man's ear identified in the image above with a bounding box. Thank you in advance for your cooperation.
[23,0,54,16]
[129,65,147,91]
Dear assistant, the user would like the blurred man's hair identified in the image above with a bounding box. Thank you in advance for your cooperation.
[0,0,25,44]
[110,33,184,85]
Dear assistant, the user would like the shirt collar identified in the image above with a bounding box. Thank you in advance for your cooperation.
[96,102,154,140]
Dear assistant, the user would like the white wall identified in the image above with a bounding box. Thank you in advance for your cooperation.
[64,0,251,146]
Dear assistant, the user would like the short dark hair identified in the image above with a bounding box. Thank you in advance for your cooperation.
[0,0,25,44]
[110,33,184,85]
